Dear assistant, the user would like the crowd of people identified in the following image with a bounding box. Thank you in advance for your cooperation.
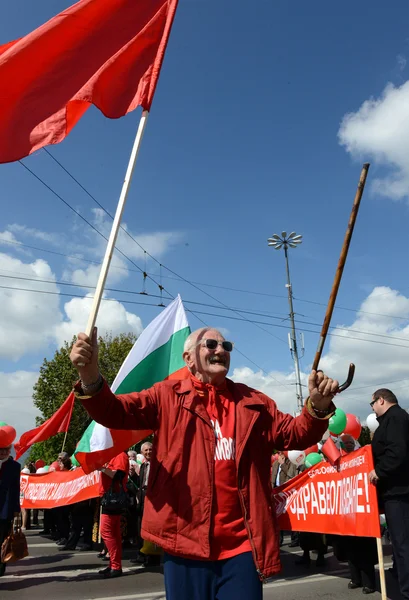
[0,326,408,600]
[14,442,155,578]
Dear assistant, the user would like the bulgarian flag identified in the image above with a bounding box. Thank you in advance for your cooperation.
[75,295,190,473]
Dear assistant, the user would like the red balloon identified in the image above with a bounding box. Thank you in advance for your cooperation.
[0,425,16,447]
[35,459,45,469]
[304,444,319,456]
[343,414,362,440]
[49,461,60,471]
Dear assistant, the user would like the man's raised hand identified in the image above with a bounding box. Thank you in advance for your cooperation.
[70,327,100,385]
[308,370,339,410]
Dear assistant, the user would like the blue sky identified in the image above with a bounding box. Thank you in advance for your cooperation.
[1,0,409,433]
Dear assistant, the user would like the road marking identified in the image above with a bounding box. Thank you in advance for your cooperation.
[1,565,144,580]
[265,561,392,589]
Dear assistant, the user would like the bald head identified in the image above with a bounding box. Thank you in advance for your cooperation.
[183,327,232,385]
[340,434,355,453]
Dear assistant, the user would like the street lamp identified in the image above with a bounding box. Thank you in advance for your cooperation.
[267,231,304,413]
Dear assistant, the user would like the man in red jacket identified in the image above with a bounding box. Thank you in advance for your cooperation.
[71,326,338,600]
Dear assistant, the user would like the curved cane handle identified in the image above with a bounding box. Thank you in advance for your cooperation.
[337,363,355,393]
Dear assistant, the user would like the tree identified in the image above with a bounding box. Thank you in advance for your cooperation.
[358,426,371,447]
[28,332,136,465]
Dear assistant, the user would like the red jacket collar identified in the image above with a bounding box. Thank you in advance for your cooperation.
[173,377,265,408]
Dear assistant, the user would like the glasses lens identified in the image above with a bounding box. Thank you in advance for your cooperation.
[204,339,218,350]
[203,339,233,352]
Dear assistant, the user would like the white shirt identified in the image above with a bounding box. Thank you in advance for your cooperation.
[143,461,150,487]
[275,465,282,487]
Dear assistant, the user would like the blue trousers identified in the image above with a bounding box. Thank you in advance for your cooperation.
[164,551,263,600]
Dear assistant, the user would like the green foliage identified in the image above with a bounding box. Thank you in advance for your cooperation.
[28,332,136,465]
[358,426,371,447]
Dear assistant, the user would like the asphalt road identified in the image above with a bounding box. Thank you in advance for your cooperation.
[0,530,402,600]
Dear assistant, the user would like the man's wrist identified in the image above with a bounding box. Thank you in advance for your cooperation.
[80,373,103,395]
[306,397,336,419]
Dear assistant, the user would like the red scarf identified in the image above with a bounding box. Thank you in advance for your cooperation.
[190,375,230,422]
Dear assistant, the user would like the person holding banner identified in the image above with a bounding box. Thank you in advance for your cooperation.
[370,388,409,600]
[71,326,338,600]
[0,438,21,577]
[332,434,377,594]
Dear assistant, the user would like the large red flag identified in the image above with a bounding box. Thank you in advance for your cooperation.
[0,0,178,163]
[14,392,75,460]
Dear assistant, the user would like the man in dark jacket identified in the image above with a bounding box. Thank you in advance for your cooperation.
[70,326,339,600]
[370,388,409,600]
[271,453,298,546]
[0,444,21,577]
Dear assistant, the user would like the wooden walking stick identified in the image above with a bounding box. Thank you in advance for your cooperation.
[312,163,370,391]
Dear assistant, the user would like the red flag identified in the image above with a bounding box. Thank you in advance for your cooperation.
[0,0,178,163]
[14,392,75,460]
[321,437,342,466]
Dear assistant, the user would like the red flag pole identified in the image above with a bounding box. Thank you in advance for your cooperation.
[83,110,149,339]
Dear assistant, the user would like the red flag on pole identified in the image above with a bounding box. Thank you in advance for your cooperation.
[0,0,178,163]
[14,392,75,460]
[321,436,342,466]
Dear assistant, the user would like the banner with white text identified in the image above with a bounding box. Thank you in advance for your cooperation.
[20,468,100,509]
[273,445,381,538]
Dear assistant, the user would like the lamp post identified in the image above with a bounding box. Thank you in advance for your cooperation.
[267,231,304,413]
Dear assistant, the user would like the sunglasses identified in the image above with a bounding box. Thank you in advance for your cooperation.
[201,339,234,352]
[370,398,379,408]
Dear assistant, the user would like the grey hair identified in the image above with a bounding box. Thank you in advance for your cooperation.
[183,328,211,354]
[141,442,153,451]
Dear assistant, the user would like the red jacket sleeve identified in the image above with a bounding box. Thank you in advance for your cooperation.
[264,395,333,450]
[76,379,160,431]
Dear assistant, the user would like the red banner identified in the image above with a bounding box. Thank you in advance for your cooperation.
[20,468,100,509]
[273,445,381,538]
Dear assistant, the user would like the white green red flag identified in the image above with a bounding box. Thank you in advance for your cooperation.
[75,295,190,473]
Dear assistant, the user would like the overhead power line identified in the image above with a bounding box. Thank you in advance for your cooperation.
[2,282,409,351]
[2,272,409,345]
[2,235,408,324]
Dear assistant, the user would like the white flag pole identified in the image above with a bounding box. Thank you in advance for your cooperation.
[84,110,149,338]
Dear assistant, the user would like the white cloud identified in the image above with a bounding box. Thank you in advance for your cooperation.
[54,294,143,347]
[397,54,407,72]
[338,80,409,201]
[7,224,61,245]
[231,286,409,423]
[0,230,18,244]
[64,256,127,288]
[62,210,183,289]
[231,366,305,416]
[0,371,39,439]
[0,253,62,360]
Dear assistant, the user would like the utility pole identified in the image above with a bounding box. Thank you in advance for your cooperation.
[268,231,304,413]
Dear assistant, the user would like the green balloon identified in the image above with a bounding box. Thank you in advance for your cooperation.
[43,465,50,472]
[71,455,80,467]
[305,452,323,468]
[0,421,8,427]
[328,408,347,435]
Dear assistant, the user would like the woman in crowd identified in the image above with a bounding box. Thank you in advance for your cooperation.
[98,451,129,578]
